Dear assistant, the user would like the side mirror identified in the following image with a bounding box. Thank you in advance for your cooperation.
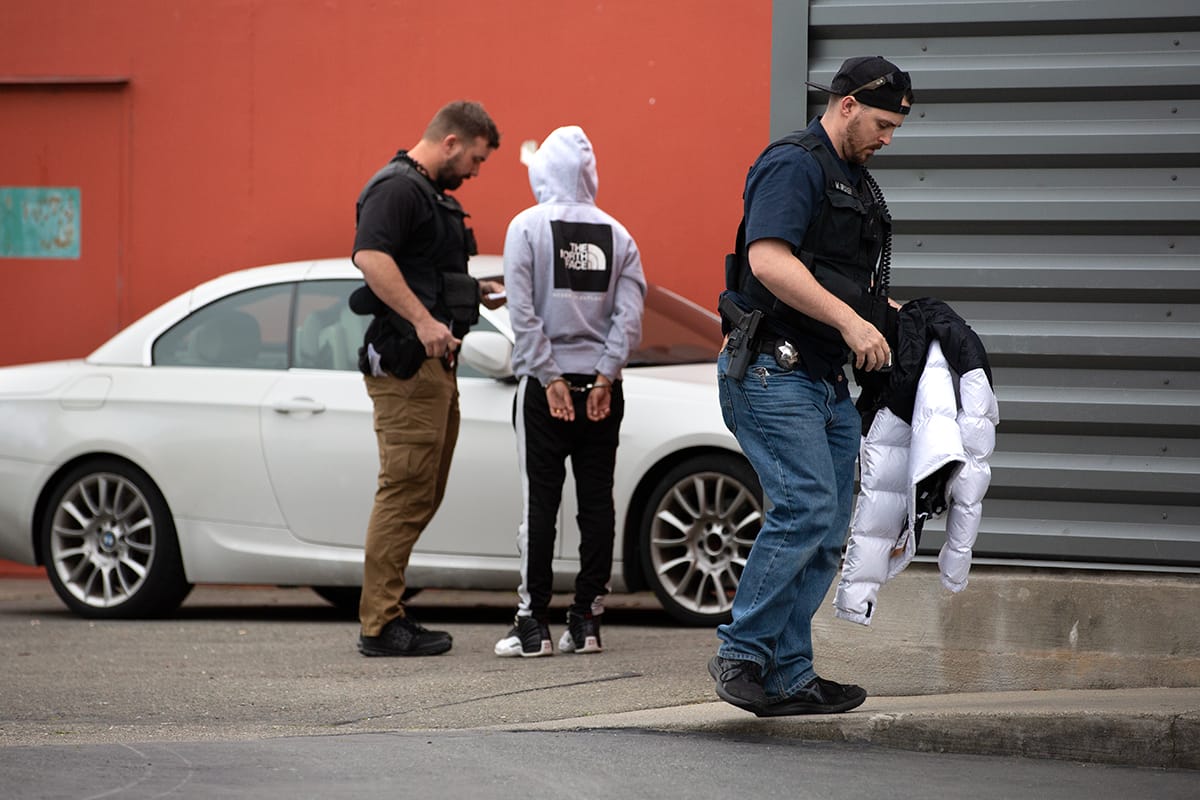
[460,330,514,379]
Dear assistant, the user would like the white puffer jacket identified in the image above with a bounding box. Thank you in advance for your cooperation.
[833,339,999,626]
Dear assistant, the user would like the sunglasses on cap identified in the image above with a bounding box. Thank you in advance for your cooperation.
[846,70,912,98]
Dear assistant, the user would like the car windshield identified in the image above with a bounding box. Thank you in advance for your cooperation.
[628,285,723,366]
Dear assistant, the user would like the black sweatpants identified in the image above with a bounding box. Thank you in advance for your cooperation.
[513,374,624,620]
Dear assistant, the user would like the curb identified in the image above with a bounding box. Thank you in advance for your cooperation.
[498,688,1200,770]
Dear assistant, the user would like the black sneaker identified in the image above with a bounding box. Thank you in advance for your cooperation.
[708,655,767,713]
[494,615,553,658]
[558,610,602,654]
[358,616,452,657]
[757,676,867,717]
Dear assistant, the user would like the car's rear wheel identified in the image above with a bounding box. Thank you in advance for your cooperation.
[41,459,191,618]
[639,454,763,626]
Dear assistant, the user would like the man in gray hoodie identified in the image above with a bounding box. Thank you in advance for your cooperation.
[494,126,646,658]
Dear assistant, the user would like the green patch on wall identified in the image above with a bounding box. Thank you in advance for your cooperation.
[0,187,81,259]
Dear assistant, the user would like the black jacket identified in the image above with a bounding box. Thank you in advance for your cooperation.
[857,297,994,434]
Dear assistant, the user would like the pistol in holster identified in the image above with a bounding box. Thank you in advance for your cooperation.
[718,294,764,381]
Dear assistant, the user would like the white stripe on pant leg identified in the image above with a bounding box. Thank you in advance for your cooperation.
[514,376,533,617]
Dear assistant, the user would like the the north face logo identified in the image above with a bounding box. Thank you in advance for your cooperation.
[560,241,608,272]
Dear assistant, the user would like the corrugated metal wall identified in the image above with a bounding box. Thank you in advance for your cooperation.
[771,0,1200,569]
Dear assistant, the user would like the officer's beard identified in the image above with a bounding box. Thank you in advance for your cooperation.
[842,115,881,165]
[436,169,466,192]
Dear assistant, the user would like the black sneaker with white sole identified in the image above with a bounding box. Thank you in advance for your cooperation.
[559,610,602,654]
[494,615,553,658]
[358,615,452,657]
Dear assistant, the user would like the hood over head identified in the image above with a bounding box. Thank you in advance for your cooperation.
[525,125,598,205]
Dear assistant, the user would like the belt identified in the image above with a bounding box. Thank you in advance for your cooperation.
[755,338,850,387]
[754,337,802,370]
[753,335,782,352]
[755,337,787,353]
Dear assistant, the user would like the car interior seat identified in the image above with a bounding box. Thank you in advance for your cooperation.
[328,306,368,370]
[192,309,262,368]
[296,301,369,371]
[295,304,340,369]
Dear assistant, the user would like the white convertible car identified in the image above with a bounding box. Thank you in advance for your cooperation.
[0,257,761,625]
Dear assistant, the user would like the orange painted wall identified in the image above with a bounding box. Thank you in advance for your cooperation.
[0,1,770,366]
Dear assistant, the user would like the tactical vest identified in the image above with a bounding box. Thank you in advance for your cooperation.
[354,154,478,332]
[351,154,481,378]
[725,130,891,347]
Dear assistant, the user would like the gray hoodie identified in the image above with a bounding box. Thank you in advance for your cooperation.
[503,126,646,385]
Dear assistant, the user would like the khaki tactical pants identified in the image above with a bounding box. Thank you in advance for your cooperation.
[359,359,459,635]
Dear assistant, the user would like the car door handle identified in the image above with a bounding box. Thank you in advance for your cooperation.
[272,397,326,414]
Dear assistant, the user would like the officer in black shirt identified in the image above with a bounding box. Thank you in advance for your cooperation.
[352,100,504,657]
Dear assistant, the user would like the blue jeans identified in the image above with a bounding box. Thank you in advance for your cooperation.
[716,349,860,698]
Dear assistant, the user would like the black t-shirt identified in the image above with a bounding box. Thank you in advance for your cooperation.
[353,170,439,263]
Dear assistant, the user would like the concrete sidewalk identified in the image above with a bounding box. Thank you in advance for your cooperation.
[501,687,1200,770]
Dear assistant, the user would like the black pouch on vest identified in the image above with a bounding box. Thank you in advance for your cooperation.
[440,271,480,328]
[357,313,425,379]
[349,284,385,316]
[811,265,898,346]
[866,295,899,350]
[350,284,424,379]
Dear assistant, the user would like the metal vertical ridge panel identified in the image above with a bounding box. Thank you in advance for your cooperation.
[771,0,1200,569]
[770,0,812,140]
[807,0,1199,27]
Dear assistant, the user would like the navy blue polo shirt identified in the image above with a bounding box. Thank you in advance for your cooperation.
[739,117,863,396]
[744,117,862,253]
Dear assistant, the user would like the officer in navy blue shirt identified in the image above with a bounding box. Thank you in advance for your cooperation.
[710,56,914,717]
[738,118,871,394]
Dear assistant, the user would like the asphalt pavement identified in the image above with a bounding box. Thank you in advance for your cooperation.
[4,728,1196,800]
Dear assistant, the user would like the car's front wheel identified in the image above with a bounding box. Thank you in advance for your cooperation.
[40,459,192,618]
[639,454,763,626]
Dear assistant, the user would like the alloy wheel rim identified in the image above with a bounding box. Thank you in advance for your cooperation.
[648,470,761,617]
[50,473,156,608]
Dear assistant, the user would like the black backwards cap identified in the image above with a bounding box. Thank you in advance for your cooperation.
[805,55,914,115]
